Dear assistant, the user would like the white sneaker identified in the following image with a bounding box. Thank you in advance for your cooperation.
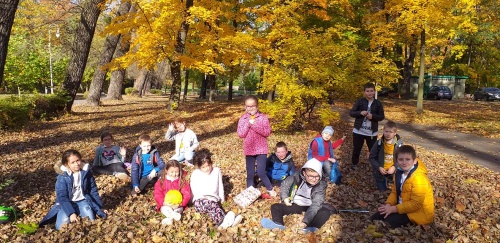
[172,212,181,221]
[232,215,243,227]
[161,218,173,225]
[268,190,277,197]
[218,211,235,230]
[114,172,129,180]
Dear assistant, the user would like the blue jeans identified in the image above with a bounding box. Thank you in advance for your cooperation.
[170,150,195,162]
[55,200,95,230]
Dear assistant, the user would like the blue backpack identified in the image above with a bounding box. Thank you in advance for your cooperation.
[330,162,342,185]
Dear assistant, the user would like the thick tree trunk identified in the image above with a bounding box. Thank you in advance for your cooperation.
[86,1,131,105]
[416,29,426,114]
[183,69,189,102]
[0,0,20,86]
[208,74,216,102]
[62,0,104,112]
[134,69,150,97]
[167,0,193,111]
[199,74,207,99]
[402,37,417,99]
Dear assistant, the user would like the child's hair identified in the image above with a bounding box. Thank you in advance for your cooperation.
[100,131,113,141]
[244,95,259,105]
[174,118,187,125]
[384,121,397,130]
[61,149,82,165]
[139,134,152,143]
[395,145,417,160]
[275,141,287,151]
[364,82,375,91]
[193,148,213,168]
[160,160,186,189]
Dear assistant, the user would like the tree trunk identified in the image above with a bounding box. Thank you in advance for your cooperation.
[416,29,426,114]
[167,0,193,111]
[62,0,105,112]
[183,69,189,102]
[86,1,131,105]
[134,69,150,97]
[199,74,207,99]
[0,0,20,86]
[402,37,417,99]
[228,79,233,101]
[208,74,216,102]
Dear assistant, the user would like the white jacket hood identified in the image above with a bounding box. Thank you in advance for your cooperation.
[300,158,323,179]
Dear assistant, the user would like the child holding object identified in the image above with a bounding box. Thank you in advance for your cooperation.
[370,145,435,228]
[153,160,191,225]
[92,131,129,180]
[131,134,165,195]
[165,118,199,167]
[190,148,242,230]
[307,126,346,181]
[237,95,275,196]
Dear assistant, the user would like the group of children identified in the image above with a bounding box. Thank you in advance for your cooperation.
[40,86,434,233]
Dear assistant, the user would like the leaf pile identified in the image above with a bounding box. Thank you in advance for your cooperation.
[0,96,498,242]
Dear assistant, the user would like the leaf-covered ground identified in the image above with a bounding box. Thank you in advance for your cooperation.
[0,96,499,242]
[336,99,500,138]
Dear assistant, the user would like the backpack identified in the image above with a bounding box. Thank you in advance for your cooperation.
[0,206,16,224]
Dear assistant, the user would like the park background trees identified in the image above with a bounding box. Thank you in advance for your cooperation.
[1,0,500,129]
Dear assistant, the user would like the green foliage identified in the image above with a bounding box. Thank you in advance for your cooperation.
[15,223,38,235]
[241,72,260,91]
[0,93,68,129]
[125,87,139,96]
[149,89,162,95]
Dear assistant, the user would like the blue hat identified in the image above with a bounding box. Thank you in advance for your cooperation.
[322,126,334,136]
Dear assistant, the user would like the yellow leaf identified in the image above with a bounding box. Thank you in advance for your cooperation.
[455,200,466,212]
[464,178,478,184]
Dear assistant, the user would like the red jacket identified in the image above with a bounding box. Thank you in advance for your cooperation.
[153,171,191,211]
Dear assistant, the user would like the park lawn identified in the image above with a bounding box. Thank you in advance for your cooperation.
[0,96,498,242]
[336,98,500,138]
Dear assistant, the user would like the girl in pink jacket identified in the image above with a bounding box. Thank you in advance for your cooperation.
[153,160,191,225]
[237,95,275,197]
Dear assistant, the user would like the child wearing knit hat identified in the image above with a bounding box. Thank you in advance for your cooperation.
[307,126,346,181]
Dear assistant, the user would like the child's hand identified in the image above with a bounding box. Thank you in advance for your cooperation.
[171,204,180,209]
[168,123,175,131]
[147,170,157,180]
[378,204,396,218]
[387,166,396,174]
[297,222,307,229]
[134,186,141,193]
[249,119,255,125]
[69,214,79,223]
[328,158,337,163]
[378,167,387,175]
[284,198,292,206]
[366,113,373,120]
[119,146,127,157]
[361,111,368,116]
[341,134,347,140]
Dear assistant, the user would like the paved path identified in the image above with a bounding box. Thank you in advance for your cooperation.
[334,107,500,172]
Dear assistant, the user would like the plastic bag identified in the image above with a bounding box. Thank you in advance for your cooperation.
[330,162,342,185]
[233,186,261,208]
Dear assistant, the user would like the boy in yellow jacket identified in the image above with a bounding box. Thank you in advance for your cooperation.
[370,145,434,228]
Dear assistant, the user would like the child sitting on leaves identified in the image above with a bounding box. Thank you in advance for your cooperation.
[189,148,242,230]
[131,134,165,195]
[307,126,346,181]
[261,158,336,233]
[165,118,199,167]
[266,141,296,186]
[92,131,129,180]
[154,160,191,225]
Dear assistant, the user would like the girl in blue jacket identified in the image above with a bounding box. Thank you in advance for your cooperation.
[49,149,107,230]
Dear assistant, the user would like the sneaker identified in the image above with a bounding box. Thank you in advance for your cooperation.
[114,172,129,180]
[268,190,277,197]
[261,193,272,199]
[351,164,357,170]
[218,211,235,230]
[261,218,285,230]
[299,227,319,234]
[232,215,243,227]
[172,212,181,221]
[161,217,173,225]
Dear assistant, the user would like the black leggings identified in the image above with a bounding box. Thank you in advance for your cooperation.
[92,163,128,175]
[271,203,333,228]
[351,132,377,165]
[370,211,412,228]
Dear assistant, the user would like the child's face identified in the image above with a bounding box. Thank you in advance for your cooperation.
[102,136,113,147]
[200,162,213,174]
[65,155,82,173]
[396,153,417,172]
[321,132,332,141]
[245,99,258,116]
[140,141,152,154]
[174,122,186,132]
[275,147,287,160]
[364,87,375,99]
[383,127,397,141]
[166,166,180,178]
[302,169,320,186]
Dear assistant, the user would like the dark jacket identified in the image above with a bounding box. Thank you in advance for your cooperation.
[279,159,327,225]
[369,134,403,169]
[266,151,296,181]
[349,98,385,133]
[131,145,165,187]
[39,163,106,226]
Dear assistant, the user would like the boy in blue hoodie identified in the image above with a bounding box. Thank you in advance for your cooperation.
[266,141,296,186]
[131,134,165,195]
[261,158,337,233]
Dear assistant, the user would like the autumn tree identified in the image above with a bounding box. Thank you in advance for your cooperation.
[0,0,19,86]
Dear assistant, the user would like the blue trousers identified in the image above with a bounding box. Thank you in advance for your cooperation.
[55,200,95,230]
